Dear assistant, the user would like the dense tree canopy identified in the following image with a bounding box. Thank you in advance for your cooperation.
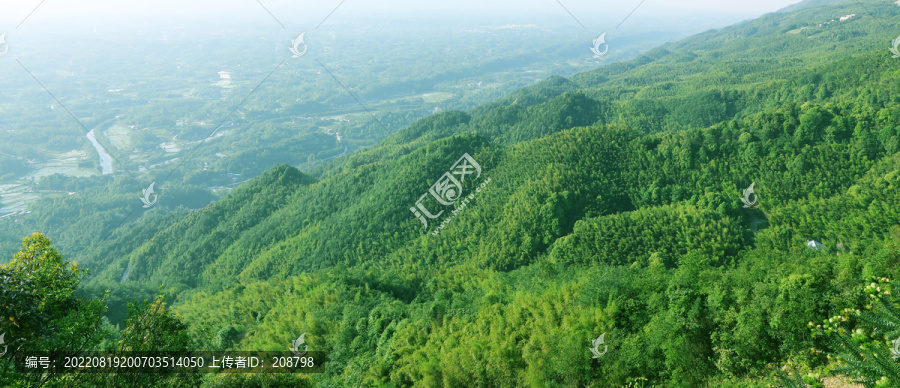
[4,0,900,386]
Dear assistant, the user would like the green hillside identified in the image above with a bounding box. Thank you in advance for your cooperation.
[5,0,900,386]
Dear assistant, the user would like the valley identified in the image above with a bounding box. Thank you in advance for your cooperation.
[4,0,900,386]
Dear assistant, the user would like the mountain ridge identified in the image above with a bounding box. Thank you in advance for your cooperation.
[54,0,900,385]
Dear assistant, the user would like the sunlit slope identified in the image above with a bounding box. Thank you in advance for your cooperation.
[70,0,900,385]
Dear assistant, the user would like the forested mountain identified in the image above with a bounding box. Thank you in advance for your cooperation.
[5,0,900,386]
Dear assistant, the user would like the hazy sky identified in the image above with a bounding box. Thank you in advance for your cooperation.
[1,0,806,28]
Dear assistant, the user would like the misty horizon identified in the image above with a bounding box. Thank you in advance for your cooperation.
[2,0,804,30]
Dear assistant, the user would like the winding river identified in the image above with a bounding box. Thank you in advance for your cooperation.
[86,129,113,175]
